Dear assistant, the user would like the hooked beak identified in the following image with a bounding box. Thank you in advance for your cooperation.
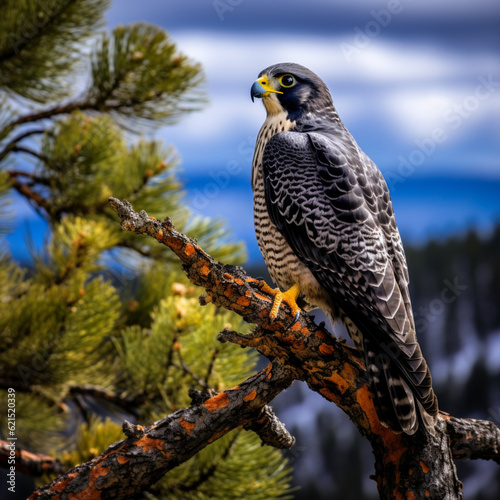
[251,76,282,102]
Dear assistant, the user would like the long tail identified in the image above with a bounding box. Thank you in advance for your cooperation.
[338,310,438,435]
[364,336,438,435]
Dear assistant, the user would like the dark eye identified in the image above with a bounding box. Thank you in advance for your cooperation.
[279,74,295,88]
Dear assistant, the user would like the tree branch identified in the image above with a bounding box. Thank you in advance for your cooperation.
[445,414,500,463]
[0,440,66,477]
[9,177,51,211]
[10,145,49,162]
[105,197,499,497]
[68,384,142,415]
[0,128,45,162]
[7,169,49,184]
[29,361,294,499]
[30,197,500,499]
[8,102,90,129]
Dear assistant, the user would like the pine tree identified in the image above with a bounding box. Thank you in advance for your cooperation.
[0,1,293,497]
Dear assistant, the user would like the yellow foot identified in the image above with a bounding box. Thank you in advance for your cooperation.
[258,281,301,321]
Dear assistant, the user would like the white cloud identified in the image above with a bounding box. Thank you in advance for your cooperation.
[381,84,500,141]
[165,31,499,176]
[173,31,499,86]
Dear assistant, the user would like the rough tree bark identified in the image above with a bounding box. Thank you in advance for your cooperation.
[0,441,66,477]
[29,198,500,500]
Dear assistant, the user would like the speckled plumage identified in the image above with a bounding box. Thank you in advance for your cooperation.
[251,63,438,435]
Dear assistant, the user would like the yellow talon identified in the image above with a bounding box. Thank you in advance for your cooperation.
[258,281,301,321]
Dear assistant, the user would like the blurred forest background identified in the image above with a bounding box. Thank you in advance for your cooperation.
[1,0,499,499]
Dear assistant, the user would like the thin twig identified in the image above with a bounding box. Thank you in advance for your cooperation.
[0,128,45,162]
[174,349,209,390]
[7,169,49,184]
[9,177,51,211]
[10,145,48,162]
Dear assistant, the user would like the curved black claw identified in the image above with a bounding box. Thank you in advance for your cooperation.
[293,309,301,324]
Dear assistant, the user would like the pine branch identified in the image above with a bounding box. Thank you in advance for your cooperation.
[10,145,48,162]
[203,347,219,388]
[68,385,141,415]
[0,380,68,412]
[2,88,162,138]
[8,101,92,130]
[244,405,296,449]
[445,415,500,463]
[0,128,45,162]
[1,101,90,141]
[0,440,66,477]
[7,169,48,184]
[0,0,109,103]
[30,198,499,499]
[29,361,294,499]
[105,198,499,499]
[174,351,210,390]
[9,176,51,210]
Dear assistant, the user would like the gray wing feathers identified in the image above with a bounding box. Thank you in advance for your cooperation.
[263,130,438,434]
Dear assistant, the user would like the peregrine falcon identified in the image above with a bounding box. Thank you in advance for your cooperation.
[250,62,438,435]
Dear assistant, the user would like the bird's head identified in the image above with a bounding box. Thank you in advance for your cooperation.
[250,62,334,121]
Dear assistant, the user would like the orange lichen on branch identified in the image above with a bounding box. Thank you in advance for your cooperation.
[325,371,350,395]
[236,296,251,307]
[179,418,196,435]
[355,383,410,499]
[89,463,111,485]
[49,472,78,494]
[419,461,430,473]
[319,387,339,402]
[165,236,183,251]
[136,437,167,455]
[327,362,359,394]
[184,243,196,256]
[292,338,305,350]
[356,385,384,433]
[203,392,230,411]
[116,455,130,465]
[254,292,271,302]
[318,343,335,355]
[52,463,110,500]
[244,390,257,402]
[197,260,210,277]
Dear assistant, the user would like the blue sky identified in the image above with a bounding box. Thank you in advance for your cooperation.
[7,0,500,262]
[106,0,500,260]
